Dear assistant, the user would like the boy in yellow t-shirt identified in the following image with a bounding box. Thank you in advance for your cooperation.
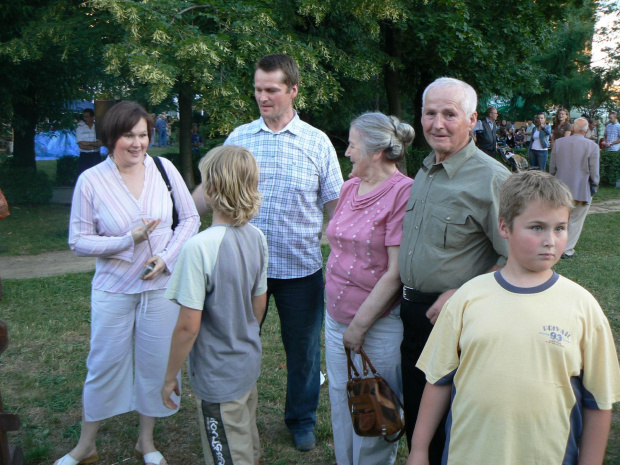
[408,170,620,465]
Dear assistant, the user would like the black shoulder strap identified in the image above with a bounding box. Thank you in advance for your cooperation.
[152,155,172,189]
[152,156,179,230]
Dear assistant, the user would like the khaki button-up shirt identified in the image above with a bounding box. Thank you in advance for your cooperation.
[399,140,510,294]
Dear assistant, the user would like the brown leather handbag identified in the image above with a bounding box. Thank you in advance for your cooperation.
[0,189,9,220]
[346,347,405,442]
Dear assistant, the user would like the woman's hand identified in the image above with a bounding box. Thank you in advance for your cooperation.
[162,378,180,410]
[131,218,161,245]
[343,321,367,354]
[141,254,166,280]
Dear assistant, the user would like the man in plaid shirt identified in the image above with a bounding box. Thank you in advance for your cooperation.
[603,112,620,151]
[194,53,343,452]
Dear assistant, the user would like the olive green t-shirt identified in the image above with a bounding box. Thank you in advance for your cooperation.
[399,140,510,294]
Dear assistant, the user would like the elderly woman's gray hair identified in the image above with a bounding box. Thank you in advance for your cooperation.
[350,112,415,163]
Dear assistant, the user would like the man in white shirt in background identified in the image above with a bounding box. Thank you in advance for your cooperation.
[76,108,101,175]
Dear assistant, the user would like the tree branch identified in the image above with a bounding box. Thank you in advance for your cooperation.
[171,5,210,24]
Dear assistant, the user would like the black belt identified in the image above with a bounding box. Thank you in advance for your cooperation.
[402,286,440,305]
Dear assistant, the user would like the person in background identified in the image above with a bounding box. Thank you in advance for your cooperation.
[525,119,535,148]
[505,127,516,148]
[56,101,199,465]
[163,145,267,465]
[497,118,508,146]
[166,117,173,146]
[156,114,167,147]
[76,108,101,175]
[514,126,526,149]
[528,112,552,171]
[585,118,599,142]
[551,108,572,148]
[191,123,203,155]
[550,117,600,259]
[472,106,498,157]
[603,112,620,151]
[325,112,414,465]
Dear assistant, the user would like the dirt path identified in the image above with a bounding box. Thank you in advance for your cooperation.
[1,200,619,280]
[588,199,620,214]
[0,251,96,279]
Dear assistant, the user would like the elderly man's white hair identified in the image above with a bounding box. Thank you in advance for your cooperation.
[572,117,589,133]
[422,77,478,117]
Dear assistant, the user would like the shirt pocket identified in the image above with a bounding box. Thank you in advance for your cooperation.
[425,206,474,250]
[401,198,417,238]
[279,157,318,193]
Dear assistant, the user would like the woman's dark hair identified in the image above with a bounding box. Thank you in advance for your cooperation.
[99,101,153,152]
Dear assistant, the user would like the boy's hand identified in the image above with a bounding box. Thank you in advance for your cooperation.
[426,289,457,324]
[162,379,180,410]
[407,449,430,465]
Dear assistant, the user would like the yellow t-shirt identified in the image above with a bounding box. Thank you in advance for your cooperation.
[417,271,620,465]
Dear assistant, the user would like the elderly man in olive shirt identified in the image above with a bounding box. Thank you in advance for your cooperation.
[398,77,510,463]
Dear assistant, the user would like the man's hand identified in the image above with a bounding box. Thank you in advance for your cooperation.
[426,289,457,324]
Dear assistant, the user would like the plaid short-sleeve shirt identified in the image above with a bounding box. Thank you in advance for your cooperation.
[225,113,343,279]
[605,122,620,151]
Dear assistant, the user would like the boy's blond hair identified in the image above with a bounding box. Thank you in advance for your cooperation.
[499,171,573,230]
[199,145,261,226]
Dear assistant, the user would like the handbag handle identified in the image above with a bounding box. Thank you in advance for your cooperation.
[346,347,380,379]
[346,348,360,380]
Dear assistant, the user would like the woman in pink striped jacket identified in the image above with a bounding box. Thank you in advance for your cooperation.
[55,102,200,465]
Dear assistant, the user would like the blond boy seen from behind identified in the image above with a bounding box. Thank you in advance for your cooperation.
[163,146,268,465]
[408,170,620,465]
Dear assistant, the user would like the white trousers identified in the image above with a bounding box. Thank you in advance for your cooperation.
[83,289,181,421]
[325,310,403,465]
[565,201,590,256]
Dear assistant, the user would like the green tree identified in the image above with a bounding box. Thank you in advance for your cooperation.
[298,0,595,148]
[0,0,116,169]
[522,1,599,113]
[90,0,378,187]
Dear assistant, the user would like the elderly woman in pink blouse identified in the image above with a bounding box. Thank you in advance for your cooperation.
[55,102,199,465]
[325,112,414,465]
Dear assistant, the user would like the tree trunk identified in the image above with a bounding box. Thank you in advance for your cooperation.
[177,85,195,189]
[382,25,402,119]
[10,94,37,170]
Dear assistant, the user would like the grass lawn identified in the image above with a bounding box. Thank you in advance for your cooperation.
[594,186,620,203]
[0,207,619,463]
[0,204,72,256]
[36,160,58,184]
